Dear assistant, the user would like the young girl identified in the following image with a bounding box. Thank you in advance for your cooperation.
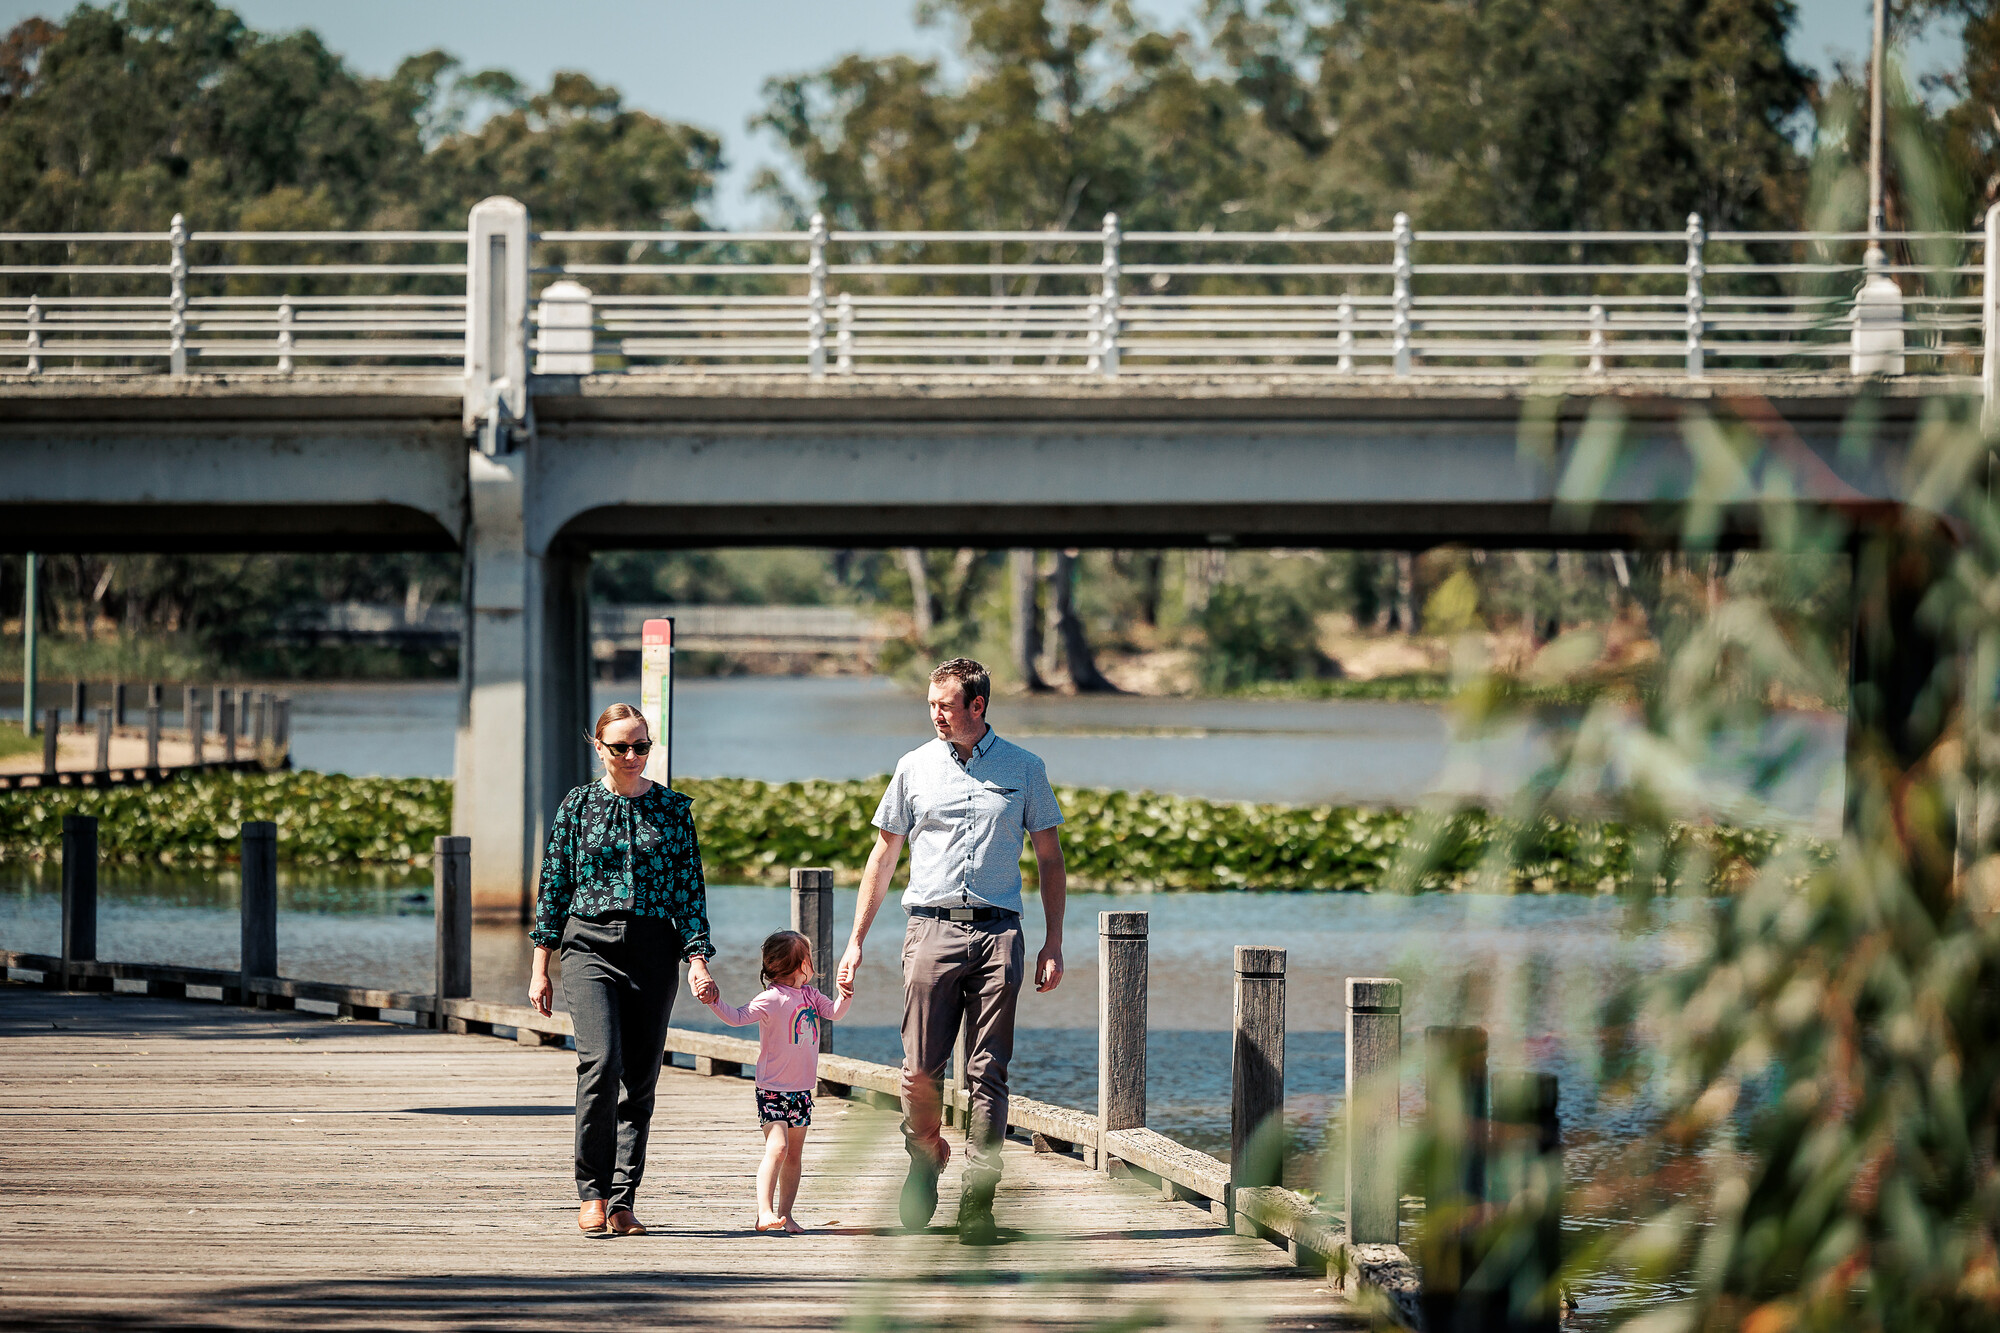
[703,929,852,1233]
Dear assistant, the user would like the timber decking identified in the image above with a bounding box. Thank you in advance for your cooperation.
[0,986,1363,1332]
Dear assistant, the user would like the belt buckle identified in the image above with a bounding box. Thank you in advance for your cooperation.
[948,908,974,922]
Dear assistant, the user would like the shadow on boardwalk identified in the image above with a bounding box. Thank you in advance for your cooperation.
[0,986,1364,1332]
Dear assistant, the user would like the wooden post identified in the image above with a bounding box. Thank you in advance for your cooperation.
[185,687,203,765]
[1231,946,1287,1193]
[1098,910,1149,1170]
[93,706,112,772]
[239,820,278,1000]
[1346,977,1404,1244]
[1419,1025,1490,1325]
[434,835,472,1033]
[251,690,268,761]
[60,815,97,991]
[70,679,85,727]
[217,688,235,763]
[1489,1071,1563,1333]
[145,700,162,770]
[789,867,836,1051]
[40,709,57,775]
[273,696,291,762]
[112,681,127,728]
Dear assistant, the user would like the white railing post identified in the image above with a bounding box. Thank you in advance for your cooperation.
[1392,213,1413,377]
[1589,302,1608,375]
[276,297,294,375]
[1337,299,1355,373]
[24,296,40,375]
[534,280,594,374]
[464,196,531,455]
[1100,212,1122,380]
[1985,203,2000,432]
[836,293,854,374]
[168,214,188,376]
[1684,212,1705,378]
[807,212,829,379]
[1086,299,1103,372]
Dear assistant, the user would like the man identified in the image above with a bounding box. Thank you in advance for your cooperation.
[837,657,1066,1245]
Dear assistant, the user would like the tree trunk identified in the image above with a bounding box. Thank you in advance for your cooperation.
[902,548,939,638]
[1137,552,1162,627]
[1011,550,1047,691]
[948,548,980,620]
[1049,551,1119,693]
[1394,551,1417,634]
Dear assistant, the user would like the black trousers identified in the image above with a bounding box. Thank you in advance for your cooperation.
[560,914,680,1210]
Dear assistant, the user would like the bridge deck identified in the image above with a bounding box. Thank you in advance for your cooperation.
[0,986,1357,1332]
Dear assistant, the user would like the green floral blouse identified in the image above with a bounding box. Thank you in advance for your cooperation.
[530,780,714,958]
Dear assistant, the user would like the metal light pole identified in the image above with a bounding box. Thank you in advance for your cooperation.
[1866,0,1888,271]
[21,552,37,735]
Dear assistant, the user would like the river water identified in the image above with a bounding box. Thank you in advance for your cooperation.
[3,674,1822,1322]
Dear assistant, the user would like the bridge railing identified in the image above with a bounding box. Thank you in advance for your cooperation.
[2,204,1991,382]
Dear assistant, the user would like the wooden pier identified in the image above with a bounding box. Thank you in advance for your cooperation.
[0,829,1574,1331]
[0,983,1362,1332]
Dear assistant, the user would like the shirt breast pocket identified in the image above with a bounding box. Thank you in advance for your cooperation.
[971,782,1021,818]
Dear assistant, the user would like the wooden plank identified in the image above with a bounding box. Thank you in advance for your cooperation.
[1104,1126,1230,1202]
[0,984,1362,1331]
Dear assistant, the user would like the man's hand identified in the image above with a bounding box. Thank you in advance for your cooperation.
[688,957,719,1004]
[1035,941,1064,993]
[837,940,863,990]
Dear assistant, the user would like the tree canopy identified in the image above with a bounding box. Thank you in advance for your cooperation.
[0,0,719,232]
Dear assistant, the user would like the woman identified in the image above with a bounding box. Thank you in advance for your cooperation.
[528,703,719,1239]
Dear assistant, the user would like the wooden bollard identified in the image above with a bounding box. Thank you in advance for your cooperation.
[789,867,836,1051]
[1419,1025,1489,1324]
[1098,910,1149,1170]
[185,688,204,764]
[273,696,291,759]
[113,681,127,728]
[61,815,98,991]
[1489,1071,1563,1333]
[251,691,268,760]
[1346,977,1404,1244]
[93,706,112,772]
[1231,946,1287,1193]
[145,700,162,770]
[217,689,236,764]
[434,835,472,1032]
[40,709,58,775]
[239,820,278,1002]
[70,679,85,728]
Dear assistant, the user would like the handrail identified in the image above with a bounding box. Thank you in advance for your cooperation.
[0,207,1988,385]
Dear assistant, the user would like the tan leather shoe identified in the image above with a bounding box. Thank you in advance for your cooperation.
[578,1200,611,1237]
[607,1208,647,1236]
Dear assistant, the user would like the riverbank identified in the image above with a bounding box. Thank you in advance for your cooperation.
[0,769,1820,894]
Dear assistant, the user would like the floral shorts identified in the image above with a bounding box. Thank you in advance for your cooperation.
[756,1087,813,1128]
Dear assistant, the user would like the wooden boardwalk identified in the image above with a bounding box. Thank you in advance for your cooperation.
[0,986,1364,1332]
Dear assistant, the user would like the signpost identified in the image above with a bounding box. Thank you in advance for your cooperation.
[640,617,674,786]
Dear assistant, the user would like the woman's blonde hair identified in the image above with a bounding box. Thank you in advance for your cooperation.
[591,703,648,743]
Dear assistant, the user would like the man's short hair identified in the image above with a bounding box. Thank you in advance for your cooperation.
[930,658,990,710]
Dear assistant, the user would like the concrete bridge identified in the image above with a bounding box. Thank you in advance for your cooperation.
[2,200,1994,913]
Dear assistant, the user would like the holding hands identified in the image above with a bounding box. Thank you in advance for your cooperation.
[688,957,719,1004]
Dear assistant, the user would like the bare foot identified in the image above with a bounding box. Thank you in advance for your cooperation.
[755,1212,784,1232]
[782,1215,807,1235]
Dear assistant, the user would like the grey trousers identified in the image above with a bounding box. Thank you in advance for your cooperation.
[900,913,1024,1194]
[560,914,679,1210]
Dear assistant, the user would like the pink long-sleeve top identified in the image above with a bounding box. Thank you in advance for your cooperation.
[704,982,851,1092]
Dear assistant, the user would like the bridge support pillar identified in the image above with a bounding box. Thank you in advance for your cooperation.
[455,450,592,921]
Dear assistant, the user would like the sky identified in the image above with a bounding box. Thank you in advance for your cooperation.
[0,0,1969,226]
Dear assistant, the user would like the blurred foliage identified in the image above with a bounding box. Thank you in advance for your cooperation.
[0,769,450,864]
[1390,391,2000,1329]
[0,768,1814,894]
[0,0,717,235]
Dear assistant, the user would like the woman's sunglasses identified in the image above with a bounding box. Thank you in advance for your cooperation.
[598,741,653,758]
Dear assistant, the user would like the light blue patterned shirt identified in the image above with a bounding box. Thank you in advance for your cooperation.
[872,729,1064,916]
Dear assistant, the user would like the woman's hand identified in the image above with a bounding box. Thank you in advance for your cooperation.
[528,947,555,1017]
[688,957,719,1004]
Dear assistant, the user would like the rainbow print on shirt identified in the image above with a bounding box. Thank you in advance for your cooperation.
[792,1002,820,1046]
